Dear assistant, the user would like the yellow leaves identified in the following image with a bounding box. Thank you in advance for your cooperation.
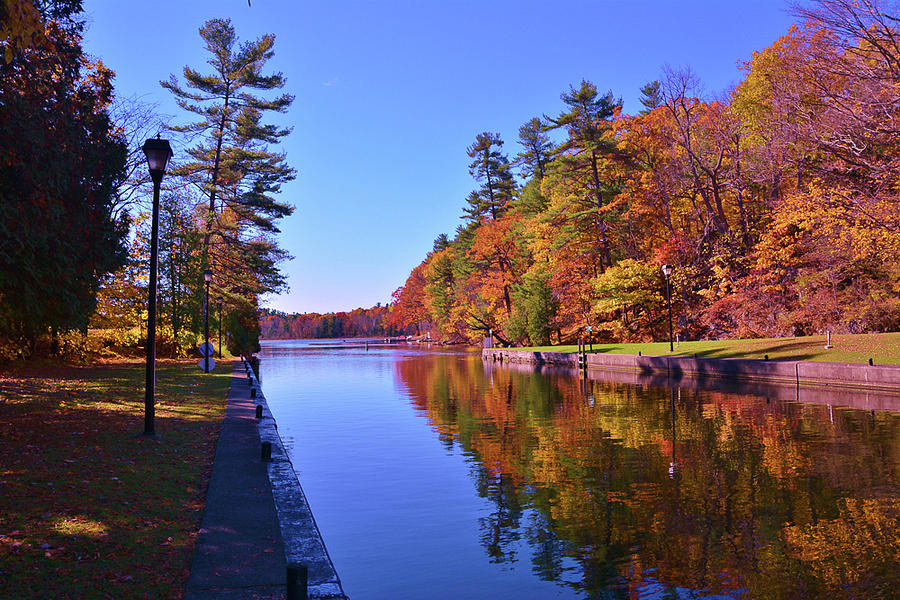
[766,182,900,263]
[0,0,47,63]
[783,497,900,588]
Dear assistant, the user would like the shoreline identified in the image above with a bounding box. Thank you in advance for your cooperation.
[483,348,900,394]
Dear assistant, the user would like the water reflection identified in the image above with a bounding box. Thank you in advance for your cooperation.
[396,354,900,598]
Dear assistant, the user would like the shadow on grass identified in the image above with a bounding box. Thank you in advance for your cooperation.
[0,360,232,599]
[685,346,822,362]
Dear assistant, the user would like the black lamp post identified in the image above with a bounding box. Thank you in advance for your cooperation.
[662,264,674,352]
[203,269,213,372]
[141,136,173,436]
[217,296,223,359]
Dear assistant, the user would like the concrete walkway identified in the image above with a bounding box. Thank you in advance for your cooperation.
[184,361,287,600]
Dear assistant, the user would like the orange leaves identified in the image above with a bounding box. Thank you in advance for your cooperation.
[389,261,431,334]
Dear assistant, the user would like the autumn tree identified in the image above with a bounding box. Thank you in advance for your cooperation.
[390,262,432,335]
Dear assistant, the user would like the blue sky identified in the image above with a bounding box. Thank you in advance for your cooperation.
[81,0,798,314]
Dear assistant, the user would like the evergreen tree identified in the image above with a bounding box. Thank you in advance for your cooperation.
[0,12,128,350]
[638,80,662,115]
[158,191,201,354]
[546,80,622,269]
[463,132,516,221]
[433,233,450,253]
[162,18,294,289]
[162,18,296,350]
[515,117,553,181]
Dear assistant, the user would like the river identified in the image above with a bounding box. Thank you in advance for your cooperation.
[258,339,900,599]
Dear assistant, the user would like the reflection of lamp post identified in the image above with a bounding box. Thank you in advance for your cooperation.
[662,264,674,352]
[203,269,212,372]
[669,387,678,479]
[141,137,173,437]
[217,296,223,358]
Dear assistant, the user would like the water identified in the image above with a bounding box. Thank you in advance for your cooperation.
[259,339,900,599]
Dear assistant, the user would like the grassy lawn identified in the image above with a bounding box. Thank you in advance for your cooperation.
[517,332,900,365]
[0,358,233,600]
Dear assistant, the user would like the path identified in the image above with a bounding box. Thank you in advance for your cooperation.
[184,361,287,600]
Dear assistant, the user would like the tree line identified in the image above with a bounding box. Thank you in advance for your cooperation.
[259,305,405,340]
[389,0,900,346]
[0,1,294,359]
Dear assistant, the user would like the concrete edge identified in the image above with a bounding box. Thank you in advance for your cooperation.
[482,349,900,392]
[244,359,348,600]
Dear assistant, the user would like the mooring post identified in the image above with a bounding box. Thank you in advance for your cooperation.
[261,441,272,461]
[255,405,263,419]
[286,563,308,600]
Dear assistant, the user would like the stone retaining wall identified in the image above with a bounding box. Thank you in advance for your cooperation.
[482,349,900,391]
[244,359,347,599]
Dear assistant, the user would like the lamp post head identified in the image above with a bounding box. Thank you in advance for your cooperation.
[142,137,173,182]
[661,264,674,278]
[204,269,213,283]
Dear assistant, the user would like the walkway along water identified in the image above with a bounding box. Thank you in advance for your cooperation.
[484,349,900,396]
[184,360,346,600]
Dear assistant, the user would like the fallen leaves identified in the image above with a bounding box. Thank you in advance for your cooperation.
[0,359,230,599]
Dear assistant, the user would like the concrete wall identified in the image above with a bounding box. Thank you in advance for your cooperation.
[482,349,900,392]
[245,360,347,599]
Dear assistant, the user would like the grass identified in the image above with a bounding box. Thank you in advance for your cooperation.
[0,358,233,600]
[517,332,900,365]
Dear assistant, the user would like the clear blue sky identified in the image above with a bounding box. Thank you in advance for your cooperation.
[81,0,798,314]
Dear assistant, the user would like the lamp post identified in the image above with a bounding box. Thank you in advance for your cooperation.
[661,264,674,353]
[203,269,213,372]
[141,137,173,436]
[217,296,223,359]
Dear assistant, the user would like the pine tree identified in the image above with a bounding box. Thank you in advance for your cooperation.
[161,18,294,290]
[638,80,662,115]
[515,118,553,181]
[463,132,516,221]
[546,80,622,269]
[162,18,296,351]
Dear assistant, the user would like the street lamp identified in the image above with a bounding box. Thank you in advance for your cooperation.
[203,269,213,372]
[217,296,223,359]
[661,264,674,352]
[141,136,173,436]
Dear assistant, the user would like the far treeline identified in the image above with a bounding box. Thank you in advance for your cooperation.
[389,2,900,347]
[0,2,294,360]
[259,306,405,340]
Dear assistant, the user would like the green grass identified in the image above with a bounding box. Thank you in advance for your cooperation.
[0,358,233,599]
[516,332,900,365]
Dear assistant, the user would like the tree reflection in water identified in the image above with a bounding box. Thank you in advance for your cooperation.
[397,354,900,598]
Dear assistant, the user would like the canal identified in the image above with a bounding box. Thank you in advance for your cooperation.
[259,339,900,599]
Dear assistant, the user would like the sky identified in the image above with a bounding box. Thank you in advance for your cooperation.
[80,0,799,315]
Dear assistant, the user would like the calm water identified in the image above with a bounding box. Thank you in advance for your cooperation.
[258,339,900,599]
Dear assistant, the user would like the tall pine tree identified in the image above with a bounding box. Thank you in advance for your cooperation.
[463,132,515,222]
[546,80,622,269]
[162,18,295,349]
[515,118,553,182]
